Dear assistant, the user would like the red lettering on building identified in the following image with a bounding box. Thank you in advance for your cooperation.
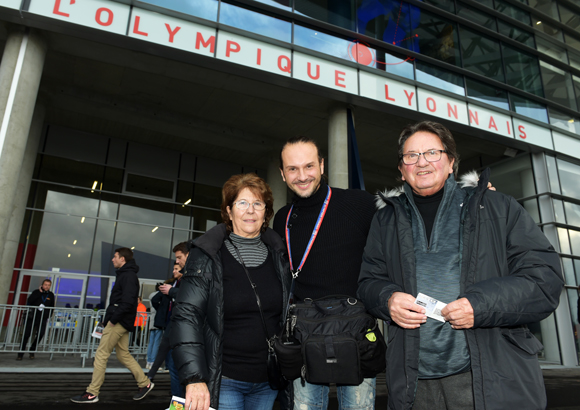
[447,103,458,119]
[165,24,181,43]
[307,63,320,80]
[196,33,215,53]
[518,125,526,139]
[53,0,70,17]
[278,55,291,73]
[225,40,240,57]
[488,116,498,131]
[404,90,415,106]
[256,48,262,65]
[426,97,436,112]
[384,85,395,102]
[506,121,511,135]
[95,8,113,27]
[469,110,479,125]
[335,71,346,88]
[133,16,148,37]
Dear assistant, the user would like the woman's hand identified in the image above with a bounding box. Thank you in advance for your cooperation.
[185,382,211,410]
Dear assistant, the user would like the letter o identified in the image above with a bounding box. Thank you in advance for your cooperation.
[96,7,114,27]
[426,97,436,112]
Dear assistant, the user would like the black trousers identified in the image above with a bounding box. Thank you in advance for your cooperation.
[20,313,48,353]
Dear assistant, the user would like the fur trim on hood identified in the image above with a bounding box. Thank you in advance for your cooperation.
[374,170,480,210]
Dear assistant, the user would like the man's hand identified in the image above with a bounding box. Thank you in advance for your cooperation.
[441,298,474,329]
[388,292,427,329]
[185,382,210,410]
[159,284,172,295]
[487,182,496,191]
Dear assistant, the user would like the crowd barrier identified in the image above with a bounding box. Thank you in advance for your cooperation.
[0,304,152,367]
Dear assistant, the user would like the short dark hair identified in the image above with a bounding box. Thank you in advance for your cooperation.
[279,136,323,170]
[42,279,51,285]
[221,173,274,233]
[115,247,134,262]
[172,242,189,255]
[397,121,460,177]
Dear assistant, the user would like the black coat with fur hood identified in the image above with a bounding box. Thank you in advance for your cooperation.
[170,224,290,409]
[357,169,563,410]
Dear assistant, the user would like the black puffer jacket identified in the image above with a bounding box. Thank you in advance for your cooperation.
[104,259,140,332]
[170,224,290,409]
[357,169,564,410]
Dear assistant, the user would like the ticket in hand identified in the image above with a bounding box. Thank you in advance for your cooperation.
[414,293,447,323]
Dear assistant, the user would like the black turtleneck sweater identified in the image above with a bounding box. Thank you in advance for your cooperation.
[412,186,445,246]
[273,180,376,300]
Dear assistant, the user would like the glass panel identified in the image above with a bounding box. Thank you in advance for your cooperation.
[456,2,496,31]
[510,94,548,122]
[565,201,580,227]
[532,17,563,41]
[294,25,355,61]
[37,155,105,189]
[33,184,99,217]
[118,197,174,227]
[252,0,292,11]
[356,0,419,53]
[85,276,109,309]
[563,258,576,285]
[574,76,580,111]
[527,0,559,19]
[559,4,580,33]
[494,0,531,25]
[125,174,174,200]
[89,219,116,276]
[553,199,566,223]
[570,229,580,255]
[98,193,119,220]
[359,43,415,79]
[412,10,460,65]
[459,27,504,82]
[219,3,292,42]
[113,223,173,280]
[53,277,83,308]
[536,37,567,62]
[549,109,580,135]
[565,33,580,53]
[545,156,561,194]
[137,0,218,21]
[565,288,579,360]
[295,0,356,31]
[487,155,535,200]
[502,44,543,96]
[558,227,571,254]
[32,213,96,273]
[498,20,535,47]
[557,159,580,200]
[422,0,455,13]
[571,54,580,71]
[102,167,124,193]
[192,207,222,232]
[193,183,222,208]
[539,61,577,110]
[466,78,509,110]
[416,61,464,95]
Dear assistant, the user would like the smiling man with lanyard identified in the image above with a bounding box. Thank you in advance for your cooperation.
[273,136,377,410]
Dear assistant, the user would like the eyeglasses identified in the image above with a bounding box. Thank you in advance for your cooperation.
[234,199,266,211]
[401,149,447,165]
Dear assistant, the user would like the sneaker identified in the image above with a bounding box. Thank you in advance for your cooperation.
[70,392,99,403]
[133,382,154,400]
[145,362,152,370]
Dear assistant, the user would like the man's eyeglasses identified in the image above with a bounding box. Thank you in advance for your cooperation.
[234,200,266,211]
[401,149,447,165]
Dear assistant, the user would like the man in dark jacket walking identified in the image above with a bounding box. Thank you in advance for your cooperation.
[17,278,55,360]
[70,247,153,404]
[358,121,564,410]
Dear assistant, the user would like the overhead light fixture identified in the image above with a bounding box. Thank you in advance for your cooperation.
[67,254,71,258]
[536,21,542,25]
[81,217,85,223]
[184,199,192,205]
[152,226,159,232]
[131,246,135,250]
[91,181,98,193]
[568,119,575,123]
[73,240,77,245]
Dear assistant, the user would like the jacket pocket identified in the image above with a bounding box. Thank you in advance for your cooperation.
[500,327,543,356]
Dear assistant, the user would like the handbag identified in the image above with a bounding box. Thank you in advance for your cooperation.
[229,240,289,390]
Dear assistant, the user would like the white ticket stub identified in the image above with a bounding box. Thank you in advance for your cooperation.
[414,293,447,323]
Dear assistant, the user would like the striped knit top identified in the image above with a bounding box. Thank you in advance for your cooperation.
[224,232,268,267]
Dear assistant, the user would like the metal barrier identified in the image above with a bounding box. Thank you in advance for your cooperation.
[0,304,152,367]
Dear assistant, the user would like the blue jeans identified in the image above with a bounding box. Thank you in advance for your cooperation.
[166,348,184,398]
[219,377,278,410]
[293,377,376,410]
[146,328,163,363]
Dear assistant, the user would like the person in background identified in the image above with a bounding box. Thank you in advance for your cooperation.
[18,279,55,360]
[70,247,154,404]
[171,173,290,410]
[134,296,147,346]
[146,289,162,370]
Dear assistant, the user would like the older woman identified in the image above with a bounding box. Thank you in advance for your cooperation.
[171,173,290,410]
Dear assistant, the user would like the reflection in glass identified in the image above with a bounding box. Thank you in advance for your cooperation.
[456,2,496,31]
[33,213,96,273]
[565,288,579,359]
[193,183,222,208]
[557,159,580,200]
[38,155,105,190]
[497,20,535,48]
[412,10,460,65]
[570,229,580,255]
[220,2,291,42]
[137,0,218,21]
[565,33,580,53]
[89,219,116,276]
[459,27,504,82]
[487,155,534,202]
[296,0,356,31]
[559,4,580,33]
[494,0,530,25]
[532,18,563,41]
[539,61,577,110]
[294,25,354,61]
[416,61,464,95]
[549,109,580,135]
[564,202,580,227]
[357,0,419,53]
[553,199,566,223]
[85,276,109,309]
[466,78,509,110]
[36,185,99,218]
[252,0,292,11]
[575,76,580,112]
[510,94,548,123]
[192,207,222,232]
[422,0,454,13]
[545,156,561,195]
[502,45,543,96]
[536,37,567,63]
[558,227,571,254]
[125,174,174,199]
[528,0,559,19]
[118,197,174,226]
[54,277,83,308]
